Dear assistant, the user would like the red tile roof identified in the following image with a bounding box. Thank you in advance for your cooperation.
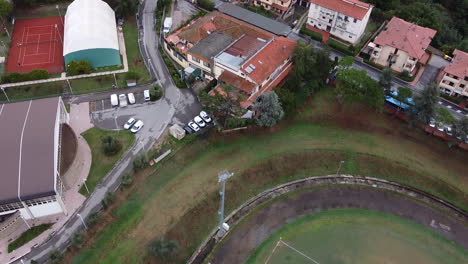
[218,71,257,94]
[271,3,289,12]
[309,0,371,20]
[374,17,437,60]
[444,49,468,79]
[241,37,296,84]
[225,35,267,58]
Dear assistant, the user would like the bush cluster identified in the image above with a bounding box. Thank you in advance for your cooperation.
[1,69,49,84]
[300,26,323,42]
[326,39,355,56]
[150,84,163,101]
[101,135,122,156]
[159,46,187,88]
[440,93,463,104]
[197,0,215,11]
[133,153,148,171]
[226,118,254,129]
[67,60,92,76]
[125,71,140,81]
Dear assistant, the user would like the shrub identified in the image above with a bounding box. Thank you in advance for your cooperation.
[197,0,215,11]
[125,71,140,81]
[226,118,252,129]
[49,250,63,264]
[201,79,218,94]
[71,231,85,249]
[101,135,122,156]
[300,26,323,42]
[121,172,134,187]
[440,93,463,104]
[133,154,148,171]
[398,70,414,82]
[150,84,163,101]
[1,69,49,84]
[101,192,116,209]
[148,236,179,259]
[86,212,101,227]
[67,60,92,76]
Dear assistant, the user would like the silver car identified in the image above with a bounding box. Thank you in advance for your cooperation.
[123,117,136,129]
[130,120,144,133]
[194,116,206,128]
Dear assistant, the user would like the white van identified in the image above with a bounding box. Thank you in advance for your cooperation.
[144,90,150,101]
[110,94,118,107]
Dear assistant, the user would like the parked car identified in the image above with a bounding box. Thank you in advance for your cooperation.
[127,93,136,104]
[124,117,136,130]
[183,124,194,134]
[429,118,436,128]
[130,120,144,133]
[436,122,444,132]
[110,94,118,107]
[200,111,212,123]
[188,121,200,132]
[194,116,206,128]
[444,125,453,136]
[144,89,150,101]
[119,94,128,107]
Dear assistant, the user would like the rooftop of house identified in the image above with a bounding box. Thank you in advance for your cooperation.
[218,70,257,94]
[309,0,372,20]
[187,32,234,61]
[215,34,269,69]
[217,3,291,36]
[241,36,296,84]
[444,49,468,79]
[374,17,437,60]
[168,11,273,47]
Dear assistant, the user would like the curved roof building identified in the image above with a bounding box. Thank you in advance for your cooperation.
[63,0,121,68]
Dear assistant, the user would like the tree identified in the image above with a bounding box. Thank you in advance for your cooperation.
[86,212,101,227]
[67,60,92,76]
[49,250,63,264]
[101,135,122,156]
[395,86,413,108]
[121,172,134,186]
[273,87,295,114]
[0,0,12,19]
[413,83,439,123]
[435,107,456,125]
[199,84,243,128]
[197,0,215,11]
[453,117,468,139]
[102,192,116,209]
[133,153,148,171]
[105,0,138,18]
[379,66,393,95]
[150,84,163,101]
[71,231,85,249]
[148,236,179,259]
[254,91,284,127]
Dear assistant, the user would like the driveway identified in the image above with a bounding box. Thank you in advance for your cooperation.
[414,55,450,92]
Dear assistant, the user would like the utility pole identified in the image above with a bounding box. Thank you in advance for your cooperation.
[217,170,234,238]
[77,213,88,229]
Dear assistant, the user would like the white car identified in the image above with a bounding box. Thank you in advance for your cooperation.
[436,123,444,132]
[200,111,212,123]
[188,121,200,132]
[444,125,453,136]
[127,93,136,104]
[130,120,144,133]
[429,118,436,128]
[119,94,128,107]
[194,116,206,128]
[123,117,136,130]
[110,94,118,107]
[144,89,150,101]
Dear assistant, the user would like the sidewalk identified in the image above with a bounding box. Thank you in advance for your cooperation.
[0,28,129,90]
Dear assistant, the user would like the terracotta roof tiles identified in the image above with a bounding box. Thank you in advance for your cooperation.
[444,49,468,79]
[310,0,371,20]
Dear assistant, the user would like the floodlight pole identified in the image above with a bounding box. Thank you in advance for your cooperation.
[113,73,118,88]
[336,160,345,176]
[56,5,64,26]
[1,87,10,102]
[218,170,234,235]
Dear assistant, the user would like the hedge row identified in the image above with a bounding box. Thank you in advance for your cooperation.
[440,93,463,105]
[326,39,355,56]
[159,46,187,88]
[1,69,49,84]
[300,26,323,42]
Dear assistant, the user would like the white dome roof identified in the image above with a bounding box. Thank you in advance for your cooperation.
[63,0,119,56]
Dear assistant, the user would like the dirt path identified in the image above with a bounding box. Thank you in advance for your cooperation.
[210,186,468,264]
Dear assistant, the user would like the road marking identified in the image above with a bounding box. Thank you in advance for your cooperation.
[101,100,104,110]
[456,110,461,113]
[438,101,442,104]
[447,105,452,109]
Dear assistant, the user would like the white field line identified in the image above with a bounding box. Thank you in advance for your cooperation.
[264,240,282,264]
[280,240,321,264]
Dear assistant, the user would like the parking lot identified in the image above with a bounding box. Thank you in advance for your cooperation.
[89,90,148,112]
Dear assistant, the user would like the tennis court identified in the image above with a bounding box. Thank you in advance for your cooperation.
[6,16,64,74]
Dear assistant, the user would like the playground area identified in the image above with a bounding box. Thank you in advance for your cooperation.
[6,16,64,74]
[247,209,467,264]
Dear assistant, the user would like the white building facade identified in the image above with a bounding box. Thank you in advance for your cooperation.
[306,0,373,44]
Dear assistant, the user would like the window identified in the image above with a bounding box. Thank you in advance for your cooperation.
[449,82,454,86]
[349,35,352,38]
[354,18,357,23]
[460,84,465,88]
[203,61,210,67]
[465,76,468,81]
[192,56,200,63]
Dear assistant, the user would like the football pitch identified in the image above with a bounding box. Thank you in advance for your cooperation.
[247,209,467,264]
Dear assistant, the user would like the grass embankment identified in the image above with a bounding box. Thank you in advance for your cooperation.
[70,75,118,94]
[72,89,468,263]
[0,81,65,103]
[247,209,468,264]
[80,128,135,195]
[8,223,53,253]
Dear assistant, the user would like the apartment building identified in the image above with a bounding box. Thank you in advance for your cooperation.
[437,49,468,98]
[212,35,296,108]
[253,0,294,15]
[306,0,373,44]
[367,17,437,74]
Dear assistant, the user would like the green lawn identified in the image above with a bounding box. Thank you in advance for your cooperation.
[72,89,468,263]
[0,81,65,103]
[247,209,467,264]
[8,223,53,253]
[80,128,135,196]
[70,75,118,94]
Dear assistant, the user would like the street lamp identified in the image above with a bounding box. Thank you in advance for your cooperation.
[336,160,345,176]
[217,170,234,238]
[83,180,90,194]
[77,213,88,229]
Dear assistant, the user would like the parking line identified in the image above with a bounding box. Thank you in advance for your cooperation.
[447,105,452,109]
[438,101,442,104]
[456,110,461,113]
[101,100,104,110]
